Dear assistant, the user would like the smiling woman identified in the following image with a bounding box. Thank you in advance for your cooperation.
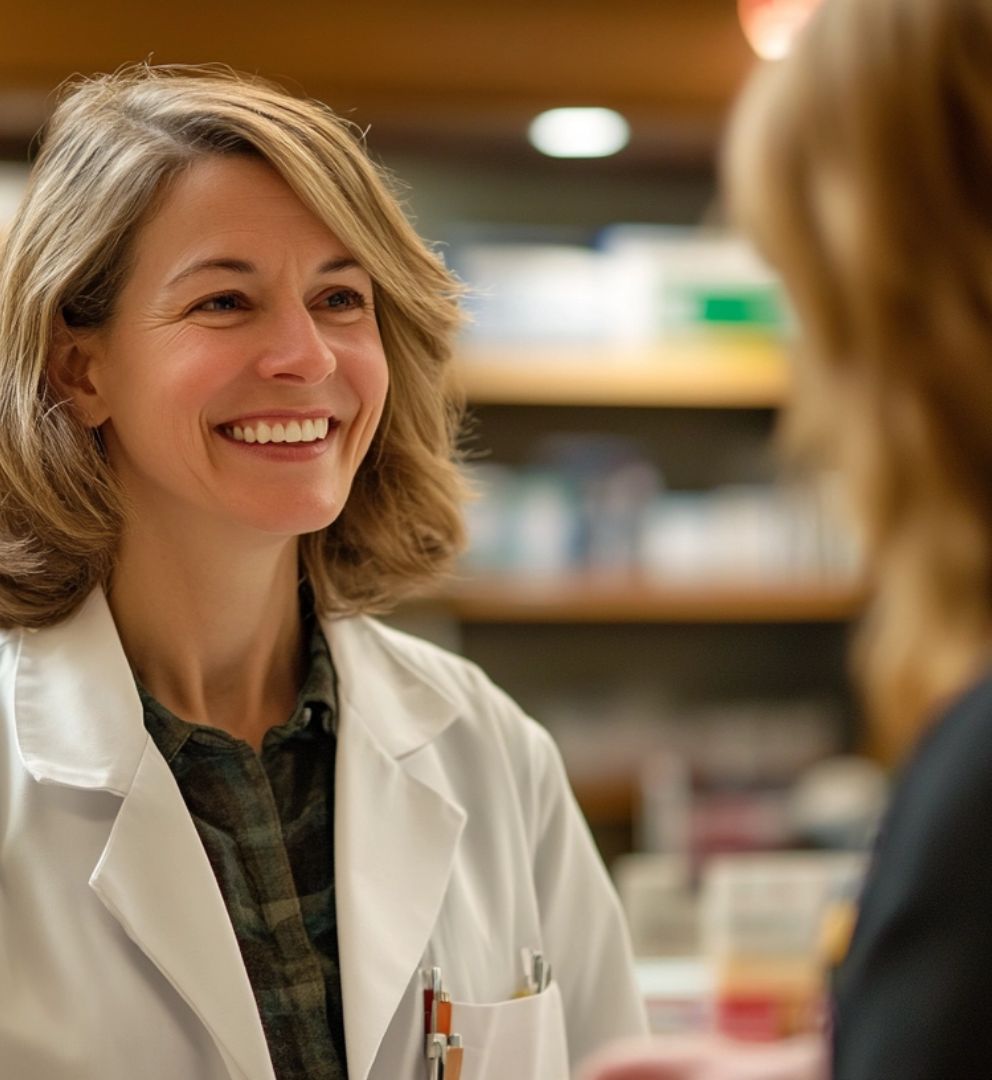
[1,68,464,625]
[0,66,647,1080]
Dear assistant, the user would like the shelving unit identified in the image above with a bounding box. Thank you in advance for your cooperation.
[423,575,865,624]
[453,338,789,409]
[398,335,863,866]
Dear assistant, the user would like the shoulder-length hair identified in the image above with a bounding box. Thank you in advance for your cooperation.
[725,0,992,759]
[0,64,468,628]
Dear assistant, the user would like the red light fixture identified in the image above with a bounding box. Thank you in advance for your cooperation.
[738,0,824,60]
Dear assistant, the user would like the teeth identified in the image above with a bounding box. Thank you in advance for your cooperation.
[223,418,331,445]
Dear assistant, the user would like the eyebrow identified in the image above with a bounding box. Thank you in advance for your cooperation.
[165,256,362,289]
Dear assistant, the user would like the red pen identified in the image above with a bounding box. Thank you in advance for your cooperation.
[423,966,442,1035]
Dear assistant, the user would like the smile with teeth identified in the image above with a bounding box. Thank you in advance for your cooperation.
[222,417,332,445]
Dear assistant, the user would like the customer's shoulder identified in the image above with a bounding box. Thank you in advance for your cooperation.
[916,666,992,770]
[889,666,992,839]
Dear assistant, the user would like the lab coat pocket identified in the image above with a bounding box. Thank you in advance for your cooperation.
[452,980,570,1080]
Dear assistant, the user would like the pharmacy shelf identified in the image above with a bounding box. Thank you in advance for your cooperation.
[453,338,790,409]
[571,774,639,821]
[424,575,866,624]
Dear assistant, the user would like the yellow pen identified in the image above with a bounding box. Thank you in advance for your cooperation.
[514,946,536,997]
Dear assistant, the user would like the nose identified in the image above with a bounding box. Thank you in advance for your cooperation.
[254,301,337,384]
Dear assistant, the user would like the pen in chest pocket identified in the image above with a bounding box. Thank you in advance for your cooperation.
[445,1034,464,1080]
[515,947,553,997]
[421,966,463,1079]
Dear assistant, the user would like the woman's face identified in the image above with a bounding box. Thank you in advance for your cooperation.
[69,154,389,542]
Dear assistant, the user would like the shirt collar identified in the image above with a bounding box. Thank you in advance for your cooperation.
[137,615,339,761]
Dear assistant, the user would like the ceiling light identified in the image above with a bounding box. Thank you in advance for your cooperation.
[738,0,823,60]
[528,108,630,159]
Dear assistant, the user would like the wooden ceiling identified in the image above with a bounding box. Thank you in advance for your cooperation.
[0,0,757,164]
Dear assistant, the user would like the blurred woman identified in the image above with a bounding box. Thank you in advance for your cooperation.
[585,0,992,1077]
[0,66,646,1080]
[727,0,992,1071]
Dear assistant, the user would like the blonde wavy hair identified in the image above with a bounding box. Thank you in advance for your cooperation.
[0,64,468,628]
[726,0,992,760]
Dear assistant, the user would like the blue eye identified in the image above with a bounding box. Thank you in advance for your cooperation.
[199,293,243,312]
[322,288,366,311]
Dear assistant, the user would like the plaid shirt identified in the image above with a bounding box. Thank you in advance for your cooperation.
[139,616,347,1080]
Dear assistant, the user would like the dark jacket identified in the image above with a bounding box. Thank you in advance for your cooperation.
[833,668,992,1079]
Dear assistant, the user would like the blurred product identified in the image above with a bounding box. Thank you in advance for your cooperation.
[702,853,865,1041]
[614,853,699,961]
[787,755,889,851]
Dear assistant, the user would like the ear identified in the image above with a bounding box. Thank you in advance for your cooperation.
[47,316,111,428]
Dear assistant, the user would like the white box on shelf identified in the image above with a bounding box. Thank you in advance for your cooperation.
[599,225,789,345]
[453,242,612,346]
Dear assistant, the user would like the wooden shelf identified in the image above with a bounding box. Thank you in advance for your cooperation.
[417,575,866,624]
[452,338,790,409]
[571,774,638,822]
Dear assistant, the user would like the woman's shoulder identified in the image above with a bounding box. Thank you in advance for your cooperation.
[327,615,567,801]
[878,665,992,870]
[326,613,551,739]
[906,665,992,787]
[330,613,497,693]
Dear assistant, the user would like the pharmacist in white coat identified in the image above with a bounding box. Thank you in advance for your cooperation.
[0,67,646,1080]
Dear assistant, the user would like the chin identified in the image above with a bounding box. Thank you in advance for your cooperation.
[247,498,348,540]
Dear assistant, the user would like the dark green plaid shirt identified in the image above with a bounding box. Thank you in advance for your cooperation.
[138,618,347,1080]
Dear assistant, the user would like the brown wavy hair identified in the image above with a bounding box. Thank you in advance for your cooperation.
[726,0,992,760]
[0,64,468,628]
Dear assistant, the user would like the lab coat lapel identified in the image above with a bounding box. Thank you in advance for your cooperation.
[90,740,275,1080]
[14,590,273,1080]
[327,616,467,1080]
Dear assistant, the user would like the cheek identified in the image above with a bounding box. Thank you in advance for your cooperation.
[355,347,390,420]
[166,345,239,406]
[96,328,230,421]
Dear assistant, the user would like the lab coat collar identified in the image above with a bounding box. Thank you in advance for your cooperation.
[12,594,465,786]
[13,587,146,792]
[322,613,463,757]
[323,613,467,1080]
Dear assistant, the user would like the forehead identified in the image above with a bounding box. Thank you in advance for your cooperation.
[128,155,354,281]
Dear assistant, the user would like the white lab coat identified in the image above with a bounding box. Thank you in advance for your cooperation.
[0,589,646,1080]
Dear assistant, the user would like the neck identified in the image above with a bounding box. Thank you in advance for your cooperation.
[108,514,306,750]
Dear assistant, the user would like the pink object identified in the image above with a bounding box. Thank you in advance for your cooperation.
[578,1033,826,1080]
[737,0,823,59]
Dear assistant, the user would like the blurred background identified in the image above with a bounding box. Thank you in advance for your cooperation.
[1,0,881,1039]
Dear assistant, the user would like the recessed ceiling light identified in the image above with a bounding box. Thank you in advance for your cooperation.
[528,108,631,159]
